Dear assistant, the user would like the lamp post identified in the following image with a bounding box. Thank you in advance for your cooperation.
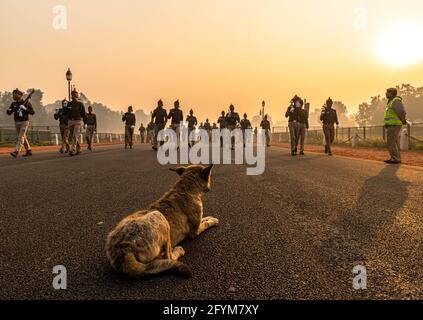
[66,68,72,101]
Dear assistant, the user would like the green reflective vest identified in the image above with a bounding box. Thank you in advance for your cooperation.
[384,97,403,126]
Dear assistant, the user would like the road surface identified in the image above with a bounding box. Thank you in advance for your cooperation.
[1,144,423,299]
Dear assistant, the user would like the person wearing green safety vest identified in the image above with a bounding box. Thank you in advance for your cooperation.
[384,88,407,164]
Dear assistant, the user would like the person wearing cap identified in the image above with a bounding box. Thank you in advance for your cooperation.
[260,114,271,147]
[296,100,309,155]
[384,88,407,164]
[138,123,146,144]
[54,99,70,154]
[7,89,35,158]
[122,106,136,149]
[320,97,339,156]
[167,100,184,148]
[67,88,86,156]
[241,113,252,147]
[186,109,198,147]
[285,95,302,156]
[151,99,168,151]
[226,104,241,150]
[85,106,97,151]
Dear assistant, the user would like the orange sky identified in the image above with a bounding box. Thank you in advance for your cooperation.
[1,0,423,122]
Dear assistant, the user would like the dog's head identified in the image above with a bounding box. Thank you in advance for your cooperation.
[170,164,214,193]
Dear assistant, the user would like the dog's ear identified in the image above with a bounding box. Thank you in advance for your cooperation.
[169,166,186,176]
[201,164,214,180]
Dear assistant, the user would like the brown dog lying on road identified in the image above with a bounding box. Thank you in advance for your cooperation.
[106,164,219,279]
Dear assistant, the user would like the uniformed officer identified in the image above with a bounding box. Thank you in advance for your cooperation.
[320,97,339,156]
[139,123,146,144]
[122,106,136,149]
[217,110,228,130]
[167,100,184,148]
[146,121,155,146]
[260,114,271,147]
[285,95,302,156]
[151,99,168,151]
[240,113,252,147]
[54,99,70,154]
[186,109,198,147]
[7,89,35,158]
[67,88,86,156]
[297,101,309,155]
[226,104,241,150]
[204,119,212,132]
[85,106,97,151]
[384,88,407,164]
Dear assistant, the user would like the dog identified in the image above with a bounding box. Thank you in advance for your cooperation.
[105,164,219,279]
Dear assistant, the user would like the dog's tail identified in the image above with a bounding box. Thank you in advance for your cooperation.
[121,252,192,279]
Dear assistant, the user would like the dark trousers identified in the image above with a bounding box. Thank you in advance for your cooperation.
[323,124,335,153]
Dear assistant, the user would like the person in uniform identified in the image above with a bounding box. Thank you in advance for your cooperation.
[320,97,339,156]
[122,106,136,149]
[167,100,184,148]
[147,121,155,146]
[67,88,86,156]
[85,106,97,151]
[217,111,228,130]
[384,88,407,164]
[151,99,168,151]
[226,104,241,150]
[7,89,35,158]
[204,119,212,132]
[54,99,70,154]
[285,95,302,156]
[260,114,271,147]
[186,109,198,147]
[138,124,146,144]
[240,113,252,147]
[297,101,309,155]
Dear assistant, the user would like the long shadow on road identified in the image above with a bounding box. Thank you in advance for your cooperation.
[318,165,409,296]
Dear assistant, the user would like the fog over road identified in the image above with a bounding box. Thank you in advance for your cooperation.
[1,145,423,299]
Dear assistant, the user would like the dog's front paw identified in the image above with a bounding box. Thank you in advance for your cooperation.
[204,216,219,226]
[172,246,186,260]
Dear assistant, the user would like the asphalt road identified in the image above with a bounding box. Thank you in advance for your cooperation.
[1,144,423,300]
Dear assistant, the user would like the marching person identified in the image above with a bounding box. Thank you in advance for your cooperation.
[285,95,302,156]
[167,100,184,148]
[226,104,241,150]
[67,88,86,156]
[240,113,252,147]
[297,100,309,155]
[186,109,198,147]
[217,110,228,130]
[85,106,97,151]
[7,89,35,158]
[260,114,271,147]
[384,88,407,164]
[320,97,339,156]
[151,99,168,151]
[54,99,70,154]
[147,121,155,146]
[138,123,146,144]
[122,106,136,149]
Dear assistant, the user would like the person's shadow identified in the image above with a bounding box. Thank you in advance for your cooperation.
[318,164,409,276]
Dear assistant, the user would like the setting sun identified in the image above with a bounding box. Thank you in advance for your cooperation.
[376,23,423,67]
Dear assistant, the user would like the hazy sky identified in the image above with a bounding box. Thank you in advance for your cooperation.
[1,0,423,122]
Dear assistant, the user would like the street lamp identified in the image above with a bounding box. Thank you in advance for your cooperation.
[66,68,72,101]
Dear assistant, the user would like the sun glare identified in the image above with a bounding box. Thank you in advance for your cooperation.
[376,23,423,67]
